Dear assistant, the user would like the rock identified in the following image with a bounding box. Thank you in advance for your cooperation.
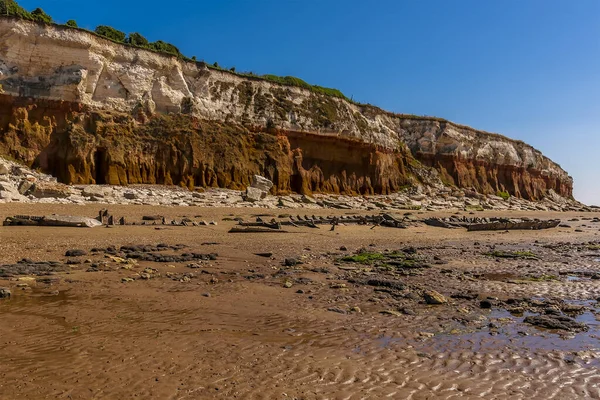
[65,249,88,257]
[244,186,265,202]
[328,307,348,314]
[18,179,35,195]
[0,161,8,175]
[0,288,11,299]
[254,252,273,258]
[380,310,402,316]
[82,186,108,198]
[123,191,138,200]
[301,195,317,204]
[423,290,448,305]
[524,315,587,332]
[251,175,273,193]
[284,258,299,267]
[366,279,404,291]
[480,300,493,309]
[31,182,71,199]
[283,281,293,288]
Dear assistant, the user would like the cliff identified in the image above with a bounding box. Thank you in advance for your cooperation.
[0,17,573,199]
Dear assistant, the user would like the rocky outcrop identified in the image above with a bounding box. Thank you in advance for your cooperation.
[0,17,573,199]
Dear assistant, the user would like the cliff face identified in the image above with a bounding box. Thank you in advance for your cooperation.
[0,18,573,199]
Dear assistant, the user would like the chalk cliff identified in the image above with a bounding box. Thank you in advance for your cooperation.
[0,17,573,199]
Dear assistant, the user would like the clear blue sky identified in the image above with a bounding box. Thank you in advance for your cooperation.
[18,0,600,204]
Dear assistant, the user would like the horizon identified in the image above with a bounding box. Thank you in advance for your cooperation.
[14,0,600,205]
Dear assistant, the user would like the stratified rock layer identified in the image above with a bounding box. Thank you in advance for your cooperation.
[0,17,573,199]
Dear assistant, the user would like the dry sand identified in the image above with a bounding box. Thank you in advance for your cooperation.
[1,204,600,399]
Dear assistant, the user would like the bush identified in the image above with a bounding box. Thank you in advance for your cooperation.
[65,19,77,28]
[30,7,51,23]
[149,40,180,56]
[126,32,149,47]
[0,0,32,19]
[95,25,126,42]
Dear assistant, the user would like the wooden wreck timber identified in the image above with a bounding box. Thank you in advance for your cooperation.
[423,217,561,231]
[3,215,102,228]
[236,214,409,230]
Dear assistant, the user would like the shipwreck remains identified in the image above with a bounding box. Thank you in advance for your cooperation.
[423,216,561,231]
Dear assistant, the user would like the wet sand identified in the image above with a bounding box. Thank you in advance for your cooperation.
[1,204,600,399]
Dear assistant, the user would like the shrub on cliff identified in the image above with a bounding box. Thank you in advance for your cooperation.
[0,0,32,19]
[126,32,149,47]
[31,7,51,23]
[150,40,181,56]
[95,25,126,42]
[65,19,77,28]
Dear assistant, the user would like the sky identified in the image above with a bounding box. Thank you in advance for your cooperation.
[17,0,600,204]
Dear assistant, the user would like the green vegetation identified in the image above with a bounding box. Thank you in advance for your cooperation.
[0,0,33,19]
[341,252,385,265]
[31,7,50,23]
[149,40,181,56]
[126,32,148,47]
[95,25,126,42]
[496,190,510,201]
[260,74,347,99]
[486,250,537,259]
[1,0,349,101]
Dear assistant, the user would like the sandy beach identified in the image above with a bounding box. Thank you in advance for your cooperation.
[1,204,599,399]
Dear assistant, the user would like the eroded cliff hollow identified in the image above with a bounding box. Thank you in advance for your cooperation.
[0,17,573,199]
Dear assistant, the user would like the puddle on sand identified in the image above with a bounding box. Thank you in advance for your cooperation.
[0,290,78,329]
[0,289,76,309]
[417,301,600,357]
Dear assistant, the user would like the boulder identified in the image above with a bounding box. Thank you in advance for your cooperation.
[251,175,273,193]
[300,195,316,204]
[244,186,265,202]
[0,161,9,175]
[123,191,138,200]
[18,179,35,195]
[31,182,71,199]
[423,290,448,305]
[0,288,11,299]
[82,186,108,198]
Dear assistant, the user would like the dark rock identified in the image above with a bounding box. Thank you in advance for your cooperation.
[524,315,587,332]
[254,252,273,258]
[284,258,299,267]
[0,288,11,299]
[65,249,87,257]
[480,300,492,309]
[366,279,405,291]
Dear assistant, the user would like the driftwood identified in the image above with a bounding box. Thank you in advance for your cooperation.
[229,227,289,233]
[4,215,102,228]
[467,219,560,231]
[424,217,561,231]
